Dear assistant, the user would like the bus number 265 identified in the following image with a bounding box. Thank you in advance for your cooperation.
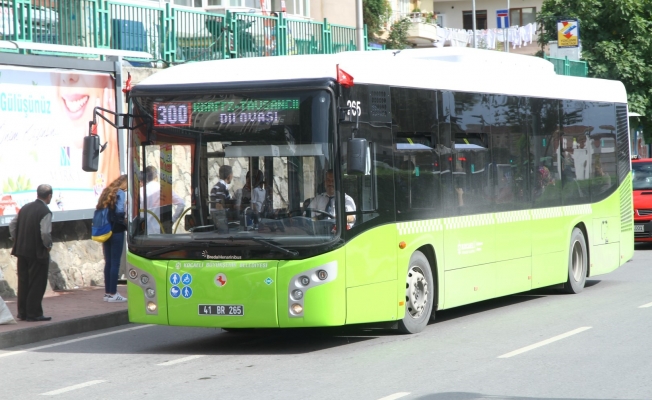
[346,100,361,116]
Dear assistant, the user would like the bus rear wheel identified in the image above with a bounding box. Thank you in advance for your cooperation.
[564,227,587,294]
[398,251,434,334]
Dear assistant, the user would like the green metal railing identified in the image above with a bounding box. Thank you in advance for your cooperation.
[544,55,588,78]
[0,0,369,62]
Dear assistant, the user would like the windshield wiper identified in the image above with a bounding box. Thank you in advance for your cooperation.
[144,241,232,257]
[227,236,299,257]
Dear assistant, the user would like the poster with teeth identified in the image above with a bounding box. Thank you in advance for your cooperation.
[0,65,119,225]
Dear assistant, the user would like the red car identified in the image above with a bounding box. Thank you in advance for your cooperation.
[632,158,652,242]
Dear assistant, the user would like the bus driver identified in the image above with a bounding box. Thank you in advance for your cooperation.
[307,170,356,229]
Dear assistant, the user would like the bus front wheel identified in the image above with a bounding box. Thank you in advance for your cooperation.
[564,227,588,294]
[398,251,434,334]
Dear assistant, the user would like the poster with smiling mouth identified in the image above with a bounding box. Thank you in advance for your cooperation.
[0,65,119,225]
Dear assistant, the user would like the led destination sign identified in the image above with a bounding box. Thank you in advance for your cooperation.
[152,98,300,128]
[154,102,192,126]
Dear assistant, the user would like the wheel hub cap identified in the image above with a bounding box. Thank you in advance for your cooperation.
[405,266,428,319]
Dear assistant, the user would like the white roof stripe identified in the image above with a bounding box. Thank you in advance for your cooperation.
[136,47,627,104]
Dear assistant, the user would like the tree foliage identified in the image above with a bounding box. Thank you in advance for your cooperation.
[385,18,412,50]
[363,0,391,40]
[537,0,652,138]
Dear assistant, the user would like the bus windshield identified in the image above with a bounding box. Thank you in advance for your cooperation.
[128,89,338,257]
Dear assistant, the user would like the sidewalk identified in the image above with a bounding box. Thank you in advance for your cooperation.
[0,286,130,350]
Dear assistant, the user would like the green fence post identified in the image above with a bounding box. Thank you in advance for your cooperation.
[14,0,31,42]
[95,0,109,49]
[564,56,570,76]
[322,18,331,54]
[227,10,237,59]
[162,3,175,63]
[276,12,287,56]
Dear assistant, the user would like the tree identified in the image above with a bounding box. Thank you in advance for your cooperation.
[363,0,391,40]
[385,18,412,50]
[537,0,652,139]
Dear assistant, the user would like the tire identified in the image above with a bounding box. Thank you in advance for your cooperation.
[398,251,435,334]
[564,227,588,294]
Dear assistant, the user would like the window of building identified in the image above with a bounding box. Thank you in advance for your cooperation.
[510,7,536,27]
[462,10,487,30]
[398,0,411,14]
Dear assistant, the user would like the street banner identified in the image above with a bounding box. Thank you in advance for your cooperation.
[0,65,119,225]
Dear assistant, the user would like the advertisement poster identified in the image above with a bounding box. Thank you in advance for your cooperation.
[0,65,119,225]
[557,19,580,48]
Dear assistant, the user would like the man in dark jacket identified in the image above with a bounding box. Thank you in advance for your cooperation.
[9,184,54,322]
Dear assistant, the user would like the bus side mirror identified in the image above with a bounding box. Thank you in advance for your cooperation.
[82,135,100,172]
[347,138,368,176]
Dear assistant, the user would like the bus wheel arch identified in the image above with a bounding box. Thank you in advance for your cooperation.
[564,225,589,294]
[398,249,435,334]
[416,244,438,322]
[575,222,591,278]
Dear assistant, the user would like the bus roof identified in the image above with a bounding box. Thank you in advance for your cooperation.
[135,47,627,104]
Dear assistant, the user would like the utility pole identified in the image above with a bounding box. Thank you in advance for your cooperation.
[356,0,365,51]
[472,0,477,48]
[504,0,510,52]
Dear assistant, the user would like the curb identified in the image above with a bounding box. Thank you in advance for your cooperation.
[0,310,129,350]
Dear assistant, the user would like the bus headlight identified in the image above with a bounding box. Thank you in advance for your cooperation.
[140,275,150,285]
[129,269,138,279]
[146,288,155,298]
[291,289,304,300]
[299,276,310,286]
[290,303,303,314]
[147,302,157,312]
[317,270,328,280]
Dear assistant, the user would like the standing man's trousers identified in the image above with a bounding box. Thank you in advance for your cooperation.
[16,256,49,319]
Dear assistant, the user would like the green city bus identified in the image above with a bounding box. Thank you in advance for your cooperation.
[121,48,634,334]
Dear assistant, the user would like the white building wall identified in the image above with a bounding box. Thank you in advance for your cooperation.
[309,0,356,26]
[431,0,543,29]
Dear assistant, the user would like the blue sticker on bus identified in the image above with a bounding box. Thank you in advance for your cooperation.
[170,273,181,285]
[181,286,193,299]
[170,286,181,298]
[181,273,192,285]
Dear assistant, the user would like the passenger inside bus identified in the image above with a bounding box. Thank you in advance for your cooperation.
[210,165,234,208]
[140,166,186,234]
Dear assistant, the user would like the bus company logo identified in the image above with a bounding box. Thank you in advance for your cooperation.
[457,241,483,255]
[175,262,181,270]
[214,273,227,287]
[202,250,242,260]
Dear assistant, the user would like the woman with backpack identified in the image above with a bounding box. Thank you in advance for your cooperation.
[96,174,128,303]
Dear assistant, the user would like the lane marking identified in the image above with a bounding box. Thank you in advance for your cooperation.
[498,327,592,358]
[157,355,205,366]
[639,302,652,308]
[0,325,153,359]
[377,393,410,400]
[41,380,105,396]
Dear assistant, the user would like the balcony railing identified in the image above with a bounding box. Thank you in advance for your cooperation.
[0,0,368,61]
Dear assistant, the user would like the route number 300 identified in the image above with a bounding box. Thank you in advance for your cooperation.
[346,100,361,116]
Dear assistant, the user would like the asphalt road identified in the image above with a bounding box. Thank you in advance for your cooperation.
[1,245,651,400]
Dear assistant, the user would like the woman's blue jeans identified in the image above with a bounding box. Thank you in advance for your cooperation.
[102,232,125,294]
